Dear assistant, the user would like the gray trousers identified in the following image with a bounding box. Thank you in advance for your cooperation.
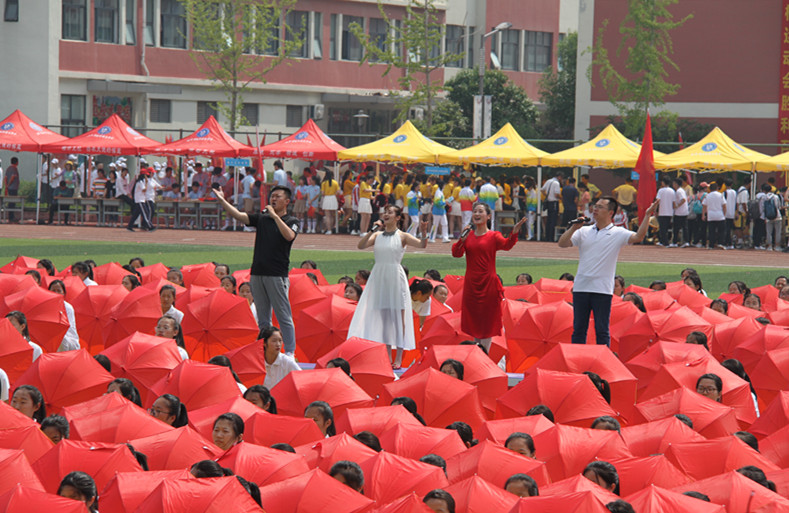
[250,274,296,354]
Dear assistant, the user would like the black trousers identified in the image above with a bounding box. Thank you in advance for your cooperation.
[658,216,672,245]
[545,201,559,241]
[672,215,688,244]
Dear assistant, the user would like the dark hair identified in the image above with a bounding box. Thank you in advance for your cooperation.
[48,279,66,295]
[683,274,703,292]
[600,195,619,214]
[649,280,666,290]
[614,275,625,290]
[235,475,262,507]
[516,273,533,285]
[526,404,555,423]
[329,460,365,492]
[756,317,771,326]
[505,473,539,497]
[191,460,234,478]
[57,471,98,512]
[419,454,447,476]
[775,275,789,286]
[696,373,723,396]
[220,275,237,293]
[207,355,243,384]
[709,299,728,314]
[439,359,465,381]
[734,431,759,452]
[584,461,620,495]
[270,185,292,199]
[305,401,335,436]
[5,311,30,339]
[353,431,381,452]
[157,394,189,428]
[129,257,145,267]
[622,292,645,312]
[259,326,282,342]
[743,293,762,310]
[423,489,455,513]
[25,270,41,285]
[125,443,149,470]
[355,269,370,282]
[338,276,354,285]
[446,421,475,447]
[504,432,535,455]
[683,491,711,501]
[558,272,574,281]
[591,415,621,434]
[471,202,492,228]
[122,264,142,279]
[213,412,244,437]
[167,269,184,284]
[383,204,403,220]
[159,314,185,350]
[459,339,488,355]
[300,260,318,269]
[72,261,91,277]
[40,415,69,440]
[729,280,750,295]
[584,372,611,404]
[722,358,758,400]
[159,284,177,301]
[326,358,352,377]
[736,465,776,492]
[93,354,111,372]
[424,269,442,281]
[686,331,709,350]
[606,499,635,513]
[674,414,694,429]
[409,278,434,296]
[37,258,56,276]
[271,443,296,453]
[123,274,141,289]
[344,283,363,300]
[391,396,426,425]
[108,378,142,407]
[244,385,277,413]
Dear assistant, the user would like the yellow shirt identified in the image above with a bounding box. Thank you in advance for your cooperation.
[503,183,512,205]
[321,180,339,196]
[360,180,374,199]
[394,183,405,202]
[443,181,455,198]
[343,179,355,196]
[420,183,435,200]
[613,183,637,205]
[383,183,392,195]
[452,185,461,202]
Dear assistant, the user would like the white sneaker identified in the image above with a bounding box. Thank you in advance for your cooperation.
[680,243,690,248]
[360,232,368,237]
[428,239,436,243]
[656,242,664,247]
[351,229,359,235]
[668,243,678,248]
[325,230,332,235]
[694,243,703,248]
[442,238,451,243]
[756,246,766,250]
[726,245,734,250]
[716,244,727,250]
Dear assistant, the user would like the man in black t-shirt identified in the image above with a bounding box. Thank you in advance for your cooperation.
[561,177,579,227]
[213,185,300,354]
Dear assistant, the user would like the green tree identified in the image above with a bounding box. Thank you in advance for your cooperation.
[349,0,464,128]
[590,0,692,138]
[539,31,577,139]
[180,0,300,133]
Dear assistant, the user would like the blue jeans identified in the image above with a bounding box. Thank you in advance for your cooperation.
[571,291,613,346]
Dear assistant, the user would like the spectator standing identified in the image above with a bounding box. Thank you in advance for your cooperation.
[723,178,737,249]
[127,169,153,232]
[761,182,783,251]
[561,177,579,227]
[655,177,675,246]
[272,160,288,187]
[613,177,637,215]
[4,156,19,222]
[581,174,602,200]
[672,178,689,247]
[541,172,562,241]
[321,171,340,235]
[702,182,727,249]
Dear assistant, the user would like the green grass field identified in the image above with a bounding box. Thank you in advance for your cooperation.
[0,237,782,298]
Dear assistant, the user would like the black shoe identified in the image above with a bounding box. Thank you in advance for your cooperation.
[126,227,135,232]
[147,227,157,232]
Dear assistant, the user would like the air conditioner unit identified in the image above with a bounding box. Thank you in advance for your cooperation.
[409,107,424,121]
[310,104,325,120]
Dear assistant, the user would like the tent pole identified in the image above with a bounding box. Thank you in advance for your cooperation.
[536,165,543,242]
[232,163,239,231]
[334,161,340,233]
[35,153,42,225]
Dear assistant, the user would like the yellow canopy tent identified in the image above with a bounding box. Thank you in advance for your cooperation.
[754,149,789,172]
[337,120,454,164]
[540,124,663,168]
[654,127,768,171]
[437,123,548,167]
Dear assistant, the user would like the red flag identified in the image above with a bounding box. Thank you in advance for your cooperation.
[246,135,253,147]
[635,112,656,223]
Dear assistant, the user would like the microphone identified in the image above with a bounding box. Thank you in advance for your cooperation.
[569,216,590,226]
[370,222,382,233]
[460,224,472,238]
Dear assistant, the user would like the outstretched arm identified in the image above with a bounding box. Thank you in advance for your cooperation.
[402,221,429,248]
[629,200,659,244]
[213,188,250,225]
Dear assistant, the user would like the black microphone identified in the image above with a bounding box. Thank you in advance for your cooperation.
[569,216,590,226]
[460,224,472,238]
[370,222,382,233]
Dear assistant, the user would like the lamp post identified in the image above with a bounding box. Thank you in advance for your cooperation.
[476,21,512,141]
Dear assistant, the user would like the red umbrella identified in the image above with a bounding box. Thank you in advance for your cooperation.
[315,337,395,399]
[71,285,130,354]
[0,485,89,513]
[100,331,182,390]
[624,485,725,513]
[0,317,33,383]
[0,448,44,495]
[180,262,222,288]
[129,427,221,471]
[402,344,507,419]
[445,440,550,488]
[767,469,789,500]
[147,360,241,411]
[534,277,573,294]
[710,316,765,362]
[233,268,252,285]
[751,347,789,407]
[378,422,467,460]
[504,302,574,364]
[611,455,691,496]
[0,425,53,464]
[288,274,328,322]
[295,295,357,363]
[294,432,378,471]
[92,262,130,286]
[768,307,789,327]
[620,416,706,457]
[476,415,555,444]
[443,275,465,295]
[134,475,263,513]
[141,277,187,297]
[445,475,519,513]
[665,437,779,482]
[379,367,487,431]
[639,290,678,312]
[502,299,538,372]
[647,305,712,343]
[14,349,114,412]
[727,301,763,320]
[634,387,739,438]
[496,368,618,427]
[188,396,261,439]
[0,255,40,274]
[669,284,716,312]
[223,338,267,387]
[245,410,326,447]
[749,391,789,439]
[751,284,780,312]
[69,400,174,443]
[102,286,161,348]
[316,283,346,297]
[271,368,373,419]
[373,492,434,513]
[98,470,193,513]
[672,471,789,512]
[0,400,38,430]
[0,286,69,353]
[732,324,789,372]
[178,285,220,306]
[503,284,542,303]
[218,440,310,486]
[361,450,450,504]
[334,405,424,437]
[181,289,259,361]
[0,274,37,297]
[540,474,619,502]
[419,311,509,367]
[257,468,374,513]
[528,344,638,424]
[759,423,789,468]
[509,491,611,512]
[31,439,143,493]
[697,305,733,325]
[624,341,714,394]
[61,391,131,420]
[609,309,658,363]
[137,263,171,285]
[531,424,632,481]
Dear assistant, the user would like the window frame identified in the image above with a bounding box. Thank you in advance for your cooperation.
[285,105,303,128]
[444,24,464,68]
[150,99,172,123]
[61,94,87,138]
[341,15,363,62]
[197,101,218,124]
[4,0,19,22]
[160,0,186,49]
[94,0,120,44]
[62,0,88,41]
[524,30,553,72]
[242,103,258,126]
[500,28,520,71]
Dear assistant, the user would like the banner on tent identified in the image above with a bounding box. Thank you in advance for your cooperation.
[224,158,251,167]
[425,166,450,176]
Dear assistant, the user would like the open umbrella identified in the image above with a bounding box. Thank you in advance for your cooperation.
[378,422,467,460]
[334,405,424,437]
[768,306,789,327]
[624,485,725,513]
[288,274,328,321]
[92,262,130,286]
[257,468,374,513]
[245,410,326,447]
[14,349,114,412]
[0,274,37,297]
[315,337,396,399]
[710,316,764,362]
[102,286,161,348]
[57,275,88,303]
[749,391,789,439]
[181,289,259,361]
[134,475,263,513]
[130,427,221,471]
[609,309,659,363]
[0,485,89,513]
[0,448,44,495]
[611,455,691,496]
[624,341,714,394]
[539,474,619,502]
[295,295,357,363]
[373,492,434,513]
[751,284,780,312]
[756,423,789,468]
[223,338,267,387]
[620,416,706,457]
[361,450,450,504]
[532,424,632,481]
[665,437,779,482]
[146,360,241,411]
[180,263,222,289]
[672,470,789,512]
[294,432,378,471]
[0,400,39,430]
[476,415,555,445]
[0,286,69,353]
[0,255,40,274]
[750,347,789,407]
[634,387,739,438]
[766,469,789,500]
[445,475,519,513]
[178,285,220,306]
[136,263,171,285]
[504,301,574,364]
[503,284,543,303]
[496,368,618,427]
[98,470,193,513]
[141,277,187,297]
[69,400,174,443]
[508,490,611,512]
[99,332,182,391]
[0,425,53,464]
[445,439,550,488]
[727,301,763,320]
[379,367,487,431]
[71,285,130,354]
[61,391,131,420]
[31,439,143,493]
[218,440,310,486]
[271,367,374,419]
[0,317,33,383]
[732,324,789,372]
[188,396,261,439]
[419,311,508,366]
[534,277,573,295]
[639,290,678,312]
[669,285,717,312]
[647,306,712,344]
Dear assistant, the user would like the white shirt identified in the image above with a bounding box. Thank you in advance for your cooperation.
[166,305,184,324]
[673,187,689,216]
[571,223,634,295]
[263,352,301,389]
[133,178,147,203]
[0,368,8,401]
[146,177,161,202]
[241,174,255,200]
[541,178,561,201]
[736,187,749,213]
[178,346,189,360]
[83,277,98,286]
[116,174,130,197]
[703,191,726,221]
[29,341,43,361]
[273,169,288,187]
[58,301,81,352]
[656,186,675,216]
[725,189,737,219]
[412,298,431,317]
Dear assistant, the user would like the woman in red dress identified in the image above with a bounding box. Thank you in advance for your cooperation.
[452,203,526,349]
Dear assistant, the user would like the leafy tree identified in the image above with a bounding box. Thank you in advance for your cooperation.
[349,0,464,128]
[180,0,300,133]
[539,31,577,140]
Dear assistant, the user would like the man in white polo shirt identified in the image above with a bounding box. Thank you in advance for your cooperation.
[702,182,727,250]
[558,196,658,346]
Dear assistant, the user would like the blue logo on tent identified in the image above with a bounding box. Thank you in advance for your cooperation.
[702,142,717,152]
[595,139,610,148]
[98,126,112,135]
[295,131,308,140]
[196,128,210,138]
[393,135,407,143]
[494,137,508,146]
[1,122,14,130]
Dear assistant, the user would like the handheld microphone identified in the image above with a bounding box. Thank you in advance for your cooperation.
[370,222,381,233]
[460,224,472,238]
[569,216,590,226]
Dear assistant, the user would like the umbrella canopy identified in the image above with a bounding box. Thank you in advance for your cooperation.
[102,286,161,348]
[295,295,358,362]
[541,124,664,168]
[373,492,435,513]
[751,347,789,406]
[378,422,467,460]
[338,120,454,164]
[634,387,739,438]
[0,286,69,353]
[147,360,241,410]
[134,476,263,513]
[624,341,714,393]
[731,324,789,372]
[361,450,450,504]
[14,349,114,412]
[664,437,779,481]
[507,490,611,512]
[749,391,789,439]
[92,262,131,286]
[0,317,34,383]
[710,316,765,362]
[257,119,346,160]
[379,367,487,431]
[438,123,548,167]
[0,110,68,152]
[99,331,182,391]
[0,400,39,430]
[0,448,44,495]
[218,440,311,486]
[294,432,378,472]
[141,278,187,298]
[244,410,326,447]
[181,289,259,361]
[0,255,40,274]
[445,440,550,488]
[620,416,706,458]
[223,338,267,387]
[611,455,692,496]
[188,396,261,439]
[136,263,171,284]
[40,113,160,155]
[180,263,222,289]
[288,274,329,322]
[257,468,374,513]
[0,485,89,513]
[98,470,193,513]
[624,485,725,513]
[68,400,174,443]
[420,311,507,363]
[761,423,789,468]
[539,474,619,502]
[129,427,221,471]
[0,274,38,297]
[672,471,789,512]
[750,285,780,313]
[610,309,659,363]
[315,337,396,399]
[476,415,555,445]
[444,475,520,513]
[655,127,768,171]
[61,391,130,419]
[667,284,717,312]
[333,405,424,437]
[0,425,54,464]
[270,367,374,419]
[639,290,678,312]
[646,306,712,343]
[504,302,575,366]
[151,116,255,157]
[71,285,130,354]
[496,368,618,427]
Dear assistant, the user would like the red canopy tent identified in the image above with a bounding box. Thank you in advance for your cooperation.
[39,114,159,156]
[256,119,346,160]
[0,110,68,152]
[151,116,254,157]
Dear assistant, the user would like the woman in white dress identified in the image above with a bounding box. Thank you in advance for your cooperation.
[348,205,427,368]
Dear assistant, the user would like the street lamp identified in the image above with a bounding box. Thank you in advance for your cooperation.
[476,21,512,141]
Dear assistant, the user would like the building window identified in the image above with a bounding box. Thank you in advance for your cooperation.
[242,103,258,126]
[125,0,136,44]
[197,101,217,124]
[260,8,280,56]
[161,0,186,49]
[285,10,308,58]
[150,99,171,123]
[445,25,464,68]
[61,95,86,138]
[500,29,519,71]
[368,18,387,62]
[329,13,337,60]
[286,105,302,128]
[62,0,87,41]
[524,31,552,72]
[341,15,363,61]
[144,0,154,45]
[467,26,475,69]
[312,12,322,59]
[4,0,19,22]
[95,0,119,43]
